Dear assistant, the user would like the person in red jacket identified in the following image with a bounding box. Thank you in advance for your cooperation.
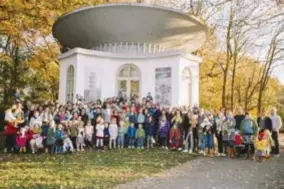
[4,105,19,153]
[16,127,27,153]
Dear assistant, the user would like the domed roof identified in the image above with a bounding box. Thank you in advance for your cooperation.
[52,3,208,53]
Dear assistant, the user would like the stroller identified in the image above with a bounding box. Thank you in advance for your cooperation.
[234,133,253,158]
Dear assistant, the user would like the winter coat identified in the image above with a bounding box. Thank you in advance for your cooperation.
[4,123,18,136]
[136,128,145,139]
[46,127,55,145]
[234,114,245,130]
[240,118,258,136]
[16,134,27,147]
[257,116,272,132]
[128,113,137,123]
[128,126,136,138]
[222,117,236,141]
[158,121,170,138]
[145,122,155,136]
[137,114,145,124]
[102,109,112,123]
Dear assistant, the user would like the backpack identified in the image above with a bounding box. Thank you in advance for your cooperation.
[242,119,253,134]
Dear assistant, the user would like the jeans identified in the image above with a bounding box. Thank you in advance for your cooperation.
[137,138,144,148]
[147,135,153,147]
[117,133,125,147]
[272,131,280,155]
[206,135,214,149]
[184,131,193,151]
[200,135,206,150]
[129,137,135,147]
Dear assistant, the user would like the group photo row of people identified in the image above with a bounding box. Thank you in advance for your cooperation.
[3,93,283,161]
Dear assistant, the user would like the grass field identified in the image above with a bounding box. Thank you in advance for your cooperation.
[0,149,195,189]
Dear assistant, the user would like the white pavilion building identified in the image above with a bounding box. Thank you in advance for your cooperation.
[52,3,207,107]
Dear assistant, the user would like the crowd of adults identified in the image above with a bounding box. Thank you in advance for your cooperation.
[2,92,282,160]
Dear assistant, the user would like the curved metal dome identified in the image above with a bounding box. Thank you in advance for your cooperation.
[52,3,208,53]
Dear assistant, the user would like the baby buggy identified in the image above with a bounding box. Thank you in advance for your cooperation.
[234,133,254,159]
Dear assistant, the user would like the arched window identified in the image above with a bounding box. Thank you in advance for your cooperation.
[182,67,192,82]
[66,65,75,102]
[117,64,140,97]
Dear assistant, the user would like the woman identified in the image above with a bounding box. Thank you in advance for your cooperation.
[169,110,183,150]
[4,105,22,153]
[222,111,236,156]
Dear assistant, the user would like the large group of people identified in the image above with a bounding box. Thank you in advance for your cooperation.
[3,92,282,161]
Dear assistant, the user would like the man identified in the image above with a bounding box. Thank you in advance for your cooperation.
[270,107,282,157]
[234,107,245,131]
[257,109,272,132]
[240,112,258,159]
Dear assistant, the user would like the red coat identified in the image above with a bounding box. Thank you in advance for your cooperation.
[4,123,18,136]
[26,130,34,141]
[234,134,243,145]
[16,134,27,147]
[169,127,182,149]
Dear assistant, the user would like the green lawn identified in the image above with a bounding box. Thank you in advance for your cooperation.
[0,149,195,189]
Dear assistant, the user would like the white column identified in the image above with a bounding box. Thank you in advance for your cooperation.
[58,59,67,104]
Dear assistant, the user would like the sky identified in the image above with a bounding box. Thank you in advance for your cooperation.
[159,0,284,84]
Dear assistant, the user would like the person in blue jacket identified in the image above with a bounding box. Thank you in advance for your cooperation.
[145,116,155,148]
[128,122,136,148]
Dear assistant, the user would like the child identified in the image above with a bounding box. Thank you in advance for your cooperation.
[145,116,155,148]
[77,123,85,151]
[69,122,78,151]
[136,124,145,149]
[234,131,244,158]
[16,127,27,153]
[109,118,118,149]
[137,109,145,125]
[63,136,74,153]
[46,122,56,153]
[254,130,267,162]
[96,119,105,150]
[30,124,43,153]
[85,120,94,151]
[103,123,110,149]
[118,117,129,148]
[200,118,214,156]
[158,116,170,150]
[55,124,64,153]
[128,122,136,148]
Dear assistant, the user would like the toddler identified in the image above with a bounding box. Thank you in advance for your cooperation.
[85,120,94,150]
[16,127,27,153]
[136,124,145,149]
[118,117,129,148]
[77,123,85,151]
[96,119,105,150]
[128,122,136,148]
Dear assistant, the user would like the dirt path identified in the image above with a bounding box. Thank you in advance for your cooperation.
[115,134,284,189]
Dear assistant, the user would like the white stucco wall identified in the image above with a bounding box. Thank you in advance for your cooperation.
[58,48,201,106]
[179,55,201,107]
